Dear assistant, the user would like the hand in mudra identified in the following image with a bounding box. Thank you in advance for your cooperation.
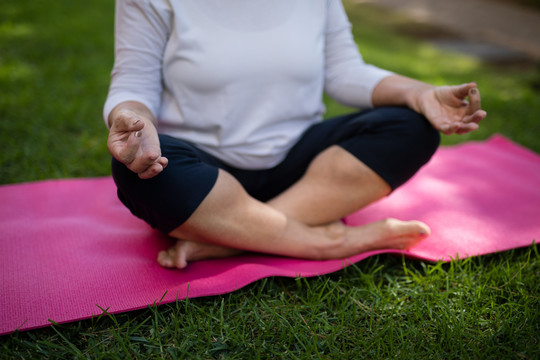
[417,82,487,135]
[107,110,168,179]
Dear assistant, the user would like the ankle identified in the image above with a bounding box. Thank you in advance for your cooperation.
[310,222,349,259]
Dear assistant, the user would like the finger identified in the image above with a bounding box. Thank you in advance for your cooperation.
[138,162,164,179]
[157,156,168,169]
[130,120,145,133]
[466,87,482,115]
[111,110,145,132]
[114,130,144,164]
[452,82,476,100]
[439,122,460,135]
[128,151,161,173]
[456,122,479,135]
[462,110,487,124]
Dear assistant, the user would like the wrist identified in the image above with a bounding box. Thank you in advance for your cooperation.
[405,83,436,114]
[371,75,435,113]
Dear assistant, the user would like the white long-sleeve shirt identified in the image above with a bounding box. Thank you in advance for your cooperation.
[104,0,393,169]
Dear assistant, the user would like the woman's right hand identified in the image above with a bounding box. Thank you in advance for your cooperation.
[107,104,168,179]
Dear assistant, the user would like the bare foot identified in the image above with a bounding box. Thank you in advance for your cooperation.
[157,218,429,269]
[346,218,430,253]
[157,240,243,269]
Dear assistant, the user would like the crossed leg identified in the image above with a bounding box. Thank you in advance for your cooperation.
[157,146,430,269]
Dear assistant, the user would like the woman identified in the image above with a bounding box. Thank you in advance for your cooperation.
[105,0,486,269]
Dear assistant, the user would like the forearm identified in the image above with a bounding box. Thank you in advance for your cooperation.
[371,74,435,113]
[108,101,157,129]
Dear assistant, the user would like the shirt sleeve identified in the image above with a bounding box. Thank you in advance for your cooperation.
[323,0,393,108]
[103,0,171,126]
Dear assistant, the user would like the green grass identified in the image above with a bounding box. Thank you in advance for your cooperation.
[3,250,539,359]
[1,0,539,358]
[0,0,113,183]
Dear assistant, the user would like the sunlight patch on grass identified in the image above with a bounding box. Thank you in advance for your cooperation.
[0,59,35,81]
[416,44,480,73]
[0,21,33,38]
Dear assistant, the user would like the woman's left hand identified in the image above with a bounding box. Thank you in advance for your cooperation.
[416,82,487,135]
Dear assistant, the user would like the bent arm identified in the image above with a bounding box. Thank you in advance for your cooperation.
[104,0,172,178]
[323,0,394,108]
[372,74,487,135]
[324,2,486,135]
[103,0,171,127]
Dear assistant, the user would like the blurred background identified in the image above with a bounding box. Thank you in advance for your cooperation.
[357,0,540,61]
[1,0,539,184]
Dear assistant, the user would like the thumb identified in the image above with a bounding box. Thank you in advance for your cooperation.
[453,82,477,100]
[111,110,145,133]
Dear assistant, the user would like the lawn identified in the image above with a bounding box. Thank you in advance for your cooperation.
[1,0,539,359]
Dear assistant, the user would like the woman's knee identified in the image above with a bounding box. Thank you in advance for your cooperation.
[111,150,219,234]
[370,107,440,163]
[374,107,439,148]
[398,108,440,155]
[339,107,440,190]
[386,108,440,187]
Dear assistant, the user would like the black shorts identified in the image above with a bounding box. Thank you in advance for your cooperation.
[112,107,440,233]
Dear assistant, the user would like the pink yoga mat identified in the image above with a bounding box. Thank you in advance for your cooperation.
[1,135,538,335]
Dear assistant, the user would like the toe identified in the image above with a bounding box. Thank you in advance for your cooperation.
[157,250,174,268]
[411,220,431,237]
